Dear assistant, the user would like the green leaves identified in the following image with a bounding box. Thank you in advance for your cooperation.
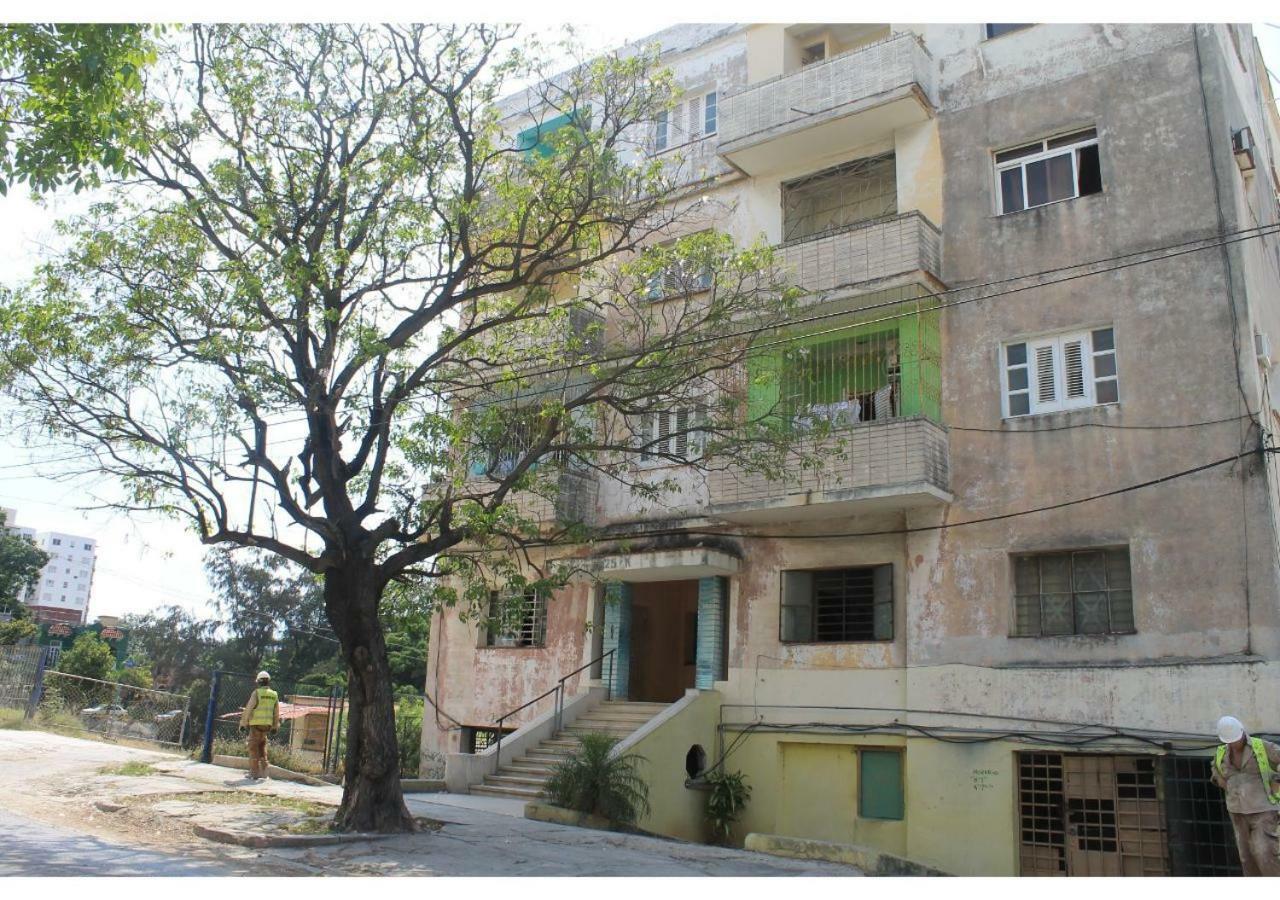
[0,24,157,194]
[544,731,652,826]
[704,769,752,844]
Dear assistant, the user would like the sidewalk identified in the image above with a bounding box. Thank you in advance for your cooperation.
[0,729,859,876]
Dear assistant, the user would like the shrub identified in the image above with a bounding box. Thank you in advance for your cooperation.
[705,769,752,845]
[543,732,650,827]
[0,707,26,729]
[395,697,423,777]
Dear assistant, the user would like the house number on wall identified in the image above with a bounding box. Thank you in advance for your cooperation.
[971,768,998,791]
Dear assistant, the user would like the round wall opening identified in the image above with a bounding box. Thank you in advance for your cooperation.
[685,744,707,779]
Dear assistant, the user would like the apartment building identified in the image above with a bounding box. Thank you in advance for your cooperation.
[3,507,99,626]
[422,24,1280,875]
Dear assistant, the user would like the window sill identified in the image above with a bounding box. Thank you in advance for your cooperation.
[477,645,546,651]
[992,190,1104,220]
[779,639,895,646]
[1008,631,1137,640]
[1000,401,1120,426]
[652,134,716,157]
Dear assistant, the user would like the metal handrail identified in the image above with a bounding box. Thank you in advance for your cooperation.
[554,648,616,735]
[491,647,618,775]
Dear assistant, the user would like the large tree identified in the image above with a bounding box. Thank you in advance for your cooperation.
[0,25,795,831]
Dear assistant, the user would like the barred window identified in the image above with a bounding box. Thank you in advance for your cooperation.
[784,330,901,427]
[782,153,897,243]
[484,589,548,648]
[781,566,893,642]
[1013,549,1134,637]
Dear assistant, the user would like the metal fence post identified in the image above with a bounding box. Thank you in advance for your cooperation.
[200,670,222,764]
[24,645,50,720]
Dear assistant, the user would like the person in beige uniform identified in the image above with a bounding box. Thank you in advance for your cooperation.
[1211,715,1280,876]
[237,671,280,779]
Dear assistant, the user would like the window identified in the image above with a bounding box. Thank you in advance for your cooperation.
[859,749,904,820]
[985,24,1033,39]
[781,566,893,642]
[636,407,700,463]
[515,108,588,158]
[801,41,827,66]
[83,543,91,551]
[1003,327,1118,417]
[484,589,548,648]
[1013,548,1134,637]
[645,256,712,300]
[654,89,718,152]
[461,726,512,754]
[51,538,61,546]
[782,153,897,242]
[996,128,1101,214]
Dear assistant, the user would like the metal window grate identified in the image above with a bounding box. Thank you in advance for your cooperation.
[1163,756,1242,876]
[782,153,897,243]
[1019,753,1169,876]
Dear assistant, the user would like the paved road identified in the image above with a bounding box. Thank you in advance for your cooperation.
[0,808,239,876]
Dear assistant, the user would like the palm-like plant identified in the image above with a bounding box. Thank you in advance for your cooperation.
[543,731,651,827]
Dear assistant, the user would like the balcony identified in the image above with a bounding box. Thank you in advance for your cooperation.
[707,417,950,523]
[717,33,937,176]
[778,212,942,301]
[454,466,598,529]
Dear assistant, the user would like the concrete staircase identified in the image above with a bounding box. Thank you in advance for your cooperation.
[470,700,669,801]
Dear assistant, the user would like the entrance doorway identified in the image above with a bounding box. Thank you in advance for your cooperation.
[627,581,698,703]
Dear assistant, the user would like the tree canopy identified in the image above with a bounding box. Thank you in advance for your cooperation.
[0,24,796,832]
[0,24,156,194]
[0,512,49,616]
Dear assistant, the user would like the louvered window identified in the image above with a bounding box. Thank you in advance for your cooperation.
[484,589,548,648]
[780,566,893,643]
[653,89,717,153]
[637,407,699,463]
[644,236,713,300]
[1013,549,1135,637]
[1004,328,1118,417]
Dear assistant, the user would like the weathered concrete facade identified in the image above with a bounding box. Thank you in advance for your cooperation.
[424,23,1280,875]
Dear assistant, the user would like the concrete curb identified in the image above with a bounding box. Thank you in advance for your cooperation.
[743,833,949,876]
[192,823,408,849]
[524,801,614,831]
[210,755,329,787]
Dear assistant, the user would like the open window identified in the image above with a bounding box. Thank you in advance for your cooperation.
[781,566,893,643]
[483,588,548,648]
[1003,327,1118,417]
[653,88,718,153]
[995,128,1101,215]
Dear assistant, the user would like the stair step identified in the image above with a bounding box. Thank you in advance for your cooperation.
[486,774,550,788]
[598,703,669,713]
[562,726,636,737]
[504,762,558,776]
[471,784,543,799]
[540,739,584,749]
[525,748,576,760]
[569,716,652,727]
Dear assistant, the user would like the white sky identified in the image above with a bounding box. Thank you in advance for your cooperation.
[2,11,1279,621]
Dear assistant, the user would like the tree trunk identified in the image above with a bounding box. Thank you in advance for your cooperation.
[325,563,416,833]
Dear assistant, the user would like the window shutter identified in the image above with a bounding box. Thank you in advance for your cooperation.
[655,110,668,152]
[662,264,680,296]
[686,95,703,140]
[780,571,814,641]
[657,408,672,456]
[1062,338,1086,399]
[673,409,689,459]
[872,564,893,640]
[1033,344,1058,405]
[671,102,686,145]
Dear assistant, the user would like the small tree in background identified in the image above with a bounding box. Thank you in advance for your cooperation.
[0,512,49,616]
[58,631,116,681]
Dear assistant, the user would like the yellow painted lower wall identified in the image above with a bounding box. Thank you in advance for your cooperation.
[624,690,722,843]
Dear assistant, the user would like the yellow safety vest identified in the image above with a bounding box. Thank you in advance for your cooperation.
[248,686,278,727]
[1215,737,1280,805]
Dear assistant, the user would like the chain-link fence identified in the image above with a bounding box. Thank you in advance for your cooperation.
[0,645,45,712]
[203,672,344,776]
[34,669,191,746]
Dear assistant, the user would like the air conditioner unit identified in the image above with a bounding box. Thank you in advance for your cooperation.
[1233,126,1256,173]
[1255,331,1273,368]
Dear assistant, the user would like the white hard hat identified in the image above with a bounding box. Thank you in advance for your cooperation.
[256,671,271,682]
[1217,715,1245,743]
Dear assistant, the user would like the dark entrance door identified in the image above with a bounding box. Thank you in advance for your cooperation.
[627,580,698,703]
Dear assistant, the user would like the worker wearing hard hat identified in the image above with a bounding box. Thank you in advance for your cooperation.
[237,671,280,780]
[1211,715,1280,876]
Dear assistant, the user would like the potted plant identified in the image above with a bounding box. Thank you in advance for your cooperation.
[543,732,651,829]
[705,769,752,845]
